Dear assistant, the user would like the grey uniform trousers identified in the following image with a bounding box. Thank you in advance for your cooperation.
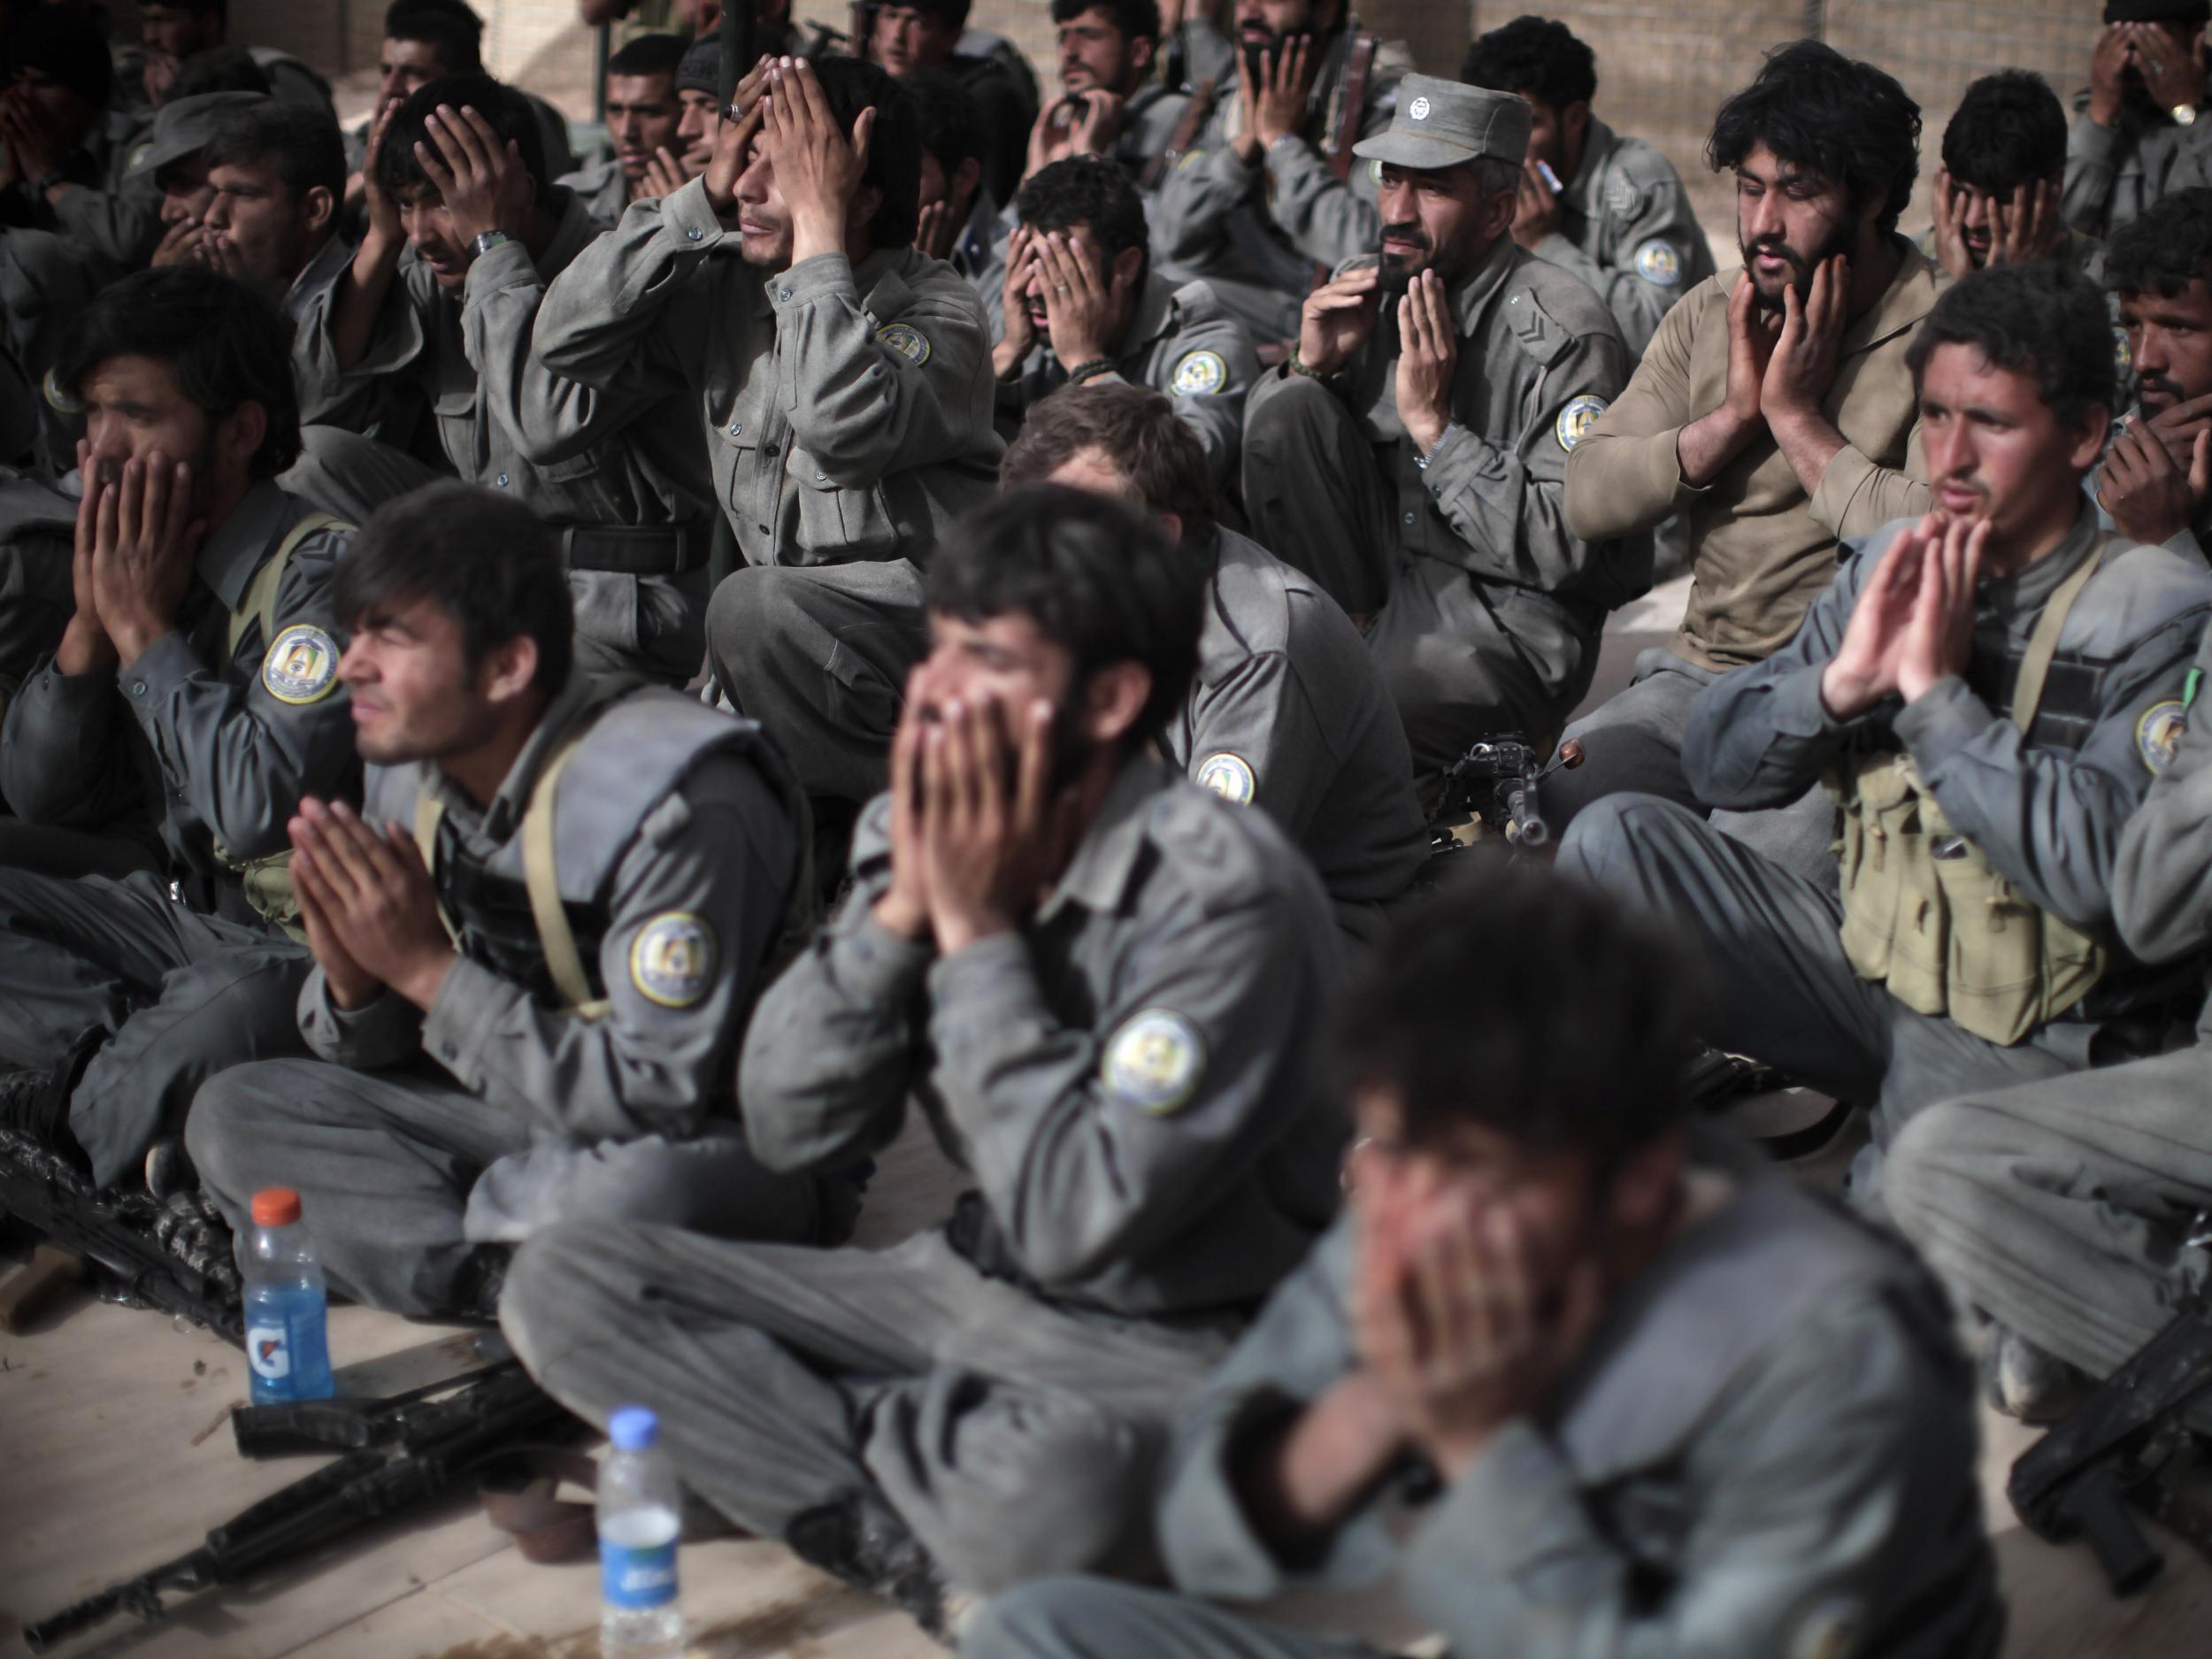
[703,559,929,806]
[0,868,311,1187]
[186,1056,829,1318]
[1557,795,2095,1194]
[971,1577,1383,1659]
[1241,376,1575,779]
[1541,645,1839,887]
[280,426,708,687]
[500,1222,1236,1592]
[1887,1047,2212,1389]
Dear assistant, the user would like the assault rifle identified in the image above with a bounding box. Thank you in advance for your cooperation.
[24,1361,572,1652]
[0,1125,242,1346]
[1430,736,1584,850]
[2009,1266,2212,1596]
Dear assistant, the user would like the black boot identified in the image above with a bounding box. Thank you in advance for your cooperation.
[784,1492,949,1637]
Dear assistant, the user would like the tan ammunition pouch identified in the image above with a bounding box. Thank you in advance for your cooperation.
[1826,537,2118,1046]
[211,511,350,941]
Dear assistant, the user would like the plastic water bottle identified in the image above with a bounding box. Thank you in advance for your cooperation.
[599,1405,684,1659]
[240,1187,334,1406]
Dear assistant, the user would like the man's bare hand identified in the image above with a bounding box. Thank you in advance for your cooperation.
[919,693,1071,955]
[413,104,534,250]
[1394,269,1458,456]
[1761,255,1847,425]
[1236,37,1316,162]
[915,196,958,261]
[1295,263,1381,378]
[56,441,117,677]
[1895,514,1987,704]
[1820,515,1932,718]
[289,805,385,1010]
[1929,167,1976,280]
[762,58,875,263]
[149,218,215,269]
[1035,229,1123,366]
[1986,177,2061,266]
[359,96,408,252]
[2089,24,2133,127]
[88,453,204,666]
[288,799,456,1012]
[994,224,1041,379]
[2098,419,2212,546]
[1511,158,1561,250]
[873,681,935,941]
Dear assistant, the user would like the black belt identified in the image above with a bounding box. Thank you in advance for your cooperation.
[557,524,708,576]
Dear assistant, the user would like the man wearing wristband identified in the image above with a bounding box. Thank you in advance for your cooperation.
[992,157,1258,493]
[1240,77,1631,782]
[2063,0,2212,240]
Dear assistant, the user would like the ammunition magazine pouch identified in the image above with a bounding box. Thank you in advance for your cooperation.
[1826,536,2121,1046]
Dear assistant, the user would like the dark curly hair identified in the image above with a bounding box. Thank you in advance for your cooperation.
[1707,40,1920,234]
[57,266,302,479]
[1942,70,2066,199]
[1460,15,1596,113]
[1905,260,2117,430]
[1049,0,1160,39]
[1014,155,1148,269]
[376,73,559,215]
[2106,185,2212,296]
[1000,382,1217,531]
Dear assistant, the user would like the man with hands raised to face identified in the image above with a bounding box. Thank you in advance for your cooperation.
[995,157,1257,490]
[965,865,2002,1659]
[2095,186,2212,554]
[288,73,720,690]
[1024,0,1186,188]
[1559,263,2212,1202]
[1550,43,1938,876]
[1240,76,1632,782]
[533,55,1002,812]
[1926,72,2101,287]
[499,488,1344,1627]
[185,483,831,1324]
[2066,0,2212,241]
[0,268,358,1193]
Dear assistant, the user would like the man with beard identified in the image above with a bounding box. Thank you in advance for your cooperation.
[964,866,2003,1659]
[1148,0,1410,342]
[132,1,333,118]
[1548,42,1939,878]
[185,482,836,1323]
[0,268,358,1194]
[2094,186,2212,556]
[1239,77,1631,782]
[532,56,1002,812]
[287,74,718,689]
[2064,0,2212,241]
[1924,72,2105,286]
[499,487,1344,1625]
[558,33,687,227]
[1461,14,1713,361]
[1022,1,1187,188]
[1559,262,2212,1202]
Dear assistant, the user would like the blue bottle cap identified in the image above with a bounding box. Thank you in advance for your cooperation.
[609,1405,659,1452]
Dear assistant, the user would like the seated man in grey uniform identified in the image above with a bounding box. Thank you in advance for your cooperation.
[1240,77,1633,783]
[287,74,717,688]
[501,487,1345,1626]
[2096,188,2212,557]
[198,101,349,317]
[2,6,158,281]
[1888,609,2212,1422]
[188,482,833,1324]
[557,32,686,228]
[1559,263,2212,1200]
[131,89,264,273]
[907,69,1007,335]
[1025,0,1188,188]
[2064,0,2212,242]
[1926,72,2108,288]
[133,1,334,117]
[1147,0,1410,343]
[0,268,357,1192]
[1002,383,1425,942]
[968,864,2002,1659]
[995,157,1256,493]
[1461,15,1713,361]
[868,0,1037,206]
[533,56,1002,808]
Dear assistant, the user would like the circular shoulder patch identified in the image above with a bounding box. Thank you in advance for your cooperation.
[1194,751,1256,803]
[1555,393,1609,452]
[1179,147,1207,172]
[630,911,718,1008]
[260,625,341,704]
[1632,239,1681,288]
[2115,324,2134,375]
[42,366,81,414]
[1606,176,1642,218]
[2137,699,2188,775]
[876,322,931,366]
[1170,349,1227,396]
[1101,1009,1207,1116]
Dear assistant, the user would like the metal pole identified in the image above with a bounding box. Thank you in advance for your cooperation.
[593,21,611,123]
[707,0,757,601]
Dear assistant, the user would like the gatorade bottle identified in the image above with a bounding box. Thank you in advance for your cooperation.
[241,1187,334,1405]
[599,1405,684,1658]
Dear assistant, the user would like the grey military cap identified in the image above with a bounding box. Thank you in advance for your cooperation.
[1353,75,1530,172]
[127,91,267,180]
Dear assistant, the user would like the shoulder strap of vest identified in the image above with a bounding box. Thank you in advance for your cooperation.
[2011,534,2121,733]
[411,788,462,947]
[227,511,349,660]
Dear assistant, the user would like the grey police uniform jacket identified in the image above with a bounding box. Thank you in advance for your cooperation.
[738,756,1347,1319]
[299,674,802,1145]
[2112,617,2212,1039]
[28,110,160,280]
[557,154,633,229]
[1525,115,1714,359]
[1170,526,1426,941]
[2063,96,2212,239]
[1685,509,2212,1018]
[0,482,356,887]
[998,272,1258,488]
[1251,239,1635,702]
[532,174,1004,570]
[1156,1139,2003,1659]
[1149,30,1411,340]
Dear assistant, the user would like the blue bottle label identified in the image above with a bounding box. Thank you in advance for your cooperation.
[247,1321,293,1381]
[600,1539,678,1609]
